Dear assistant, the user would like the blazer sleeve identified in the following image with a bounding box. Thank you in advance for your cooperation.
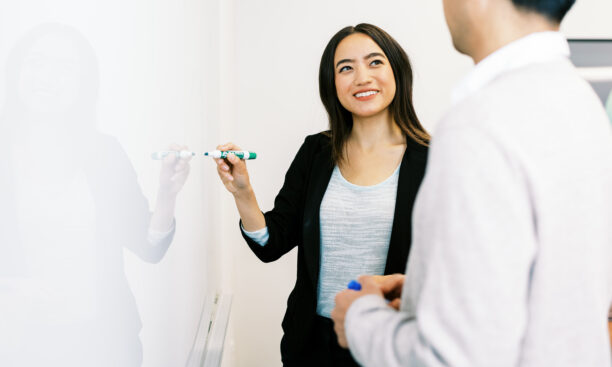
[240,134,321,263]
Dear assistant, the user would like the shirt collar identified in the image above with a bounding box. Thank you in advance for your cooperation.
[451,31,570,106]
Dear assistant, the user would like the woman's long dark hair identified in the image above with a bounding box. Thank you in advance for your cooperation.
[319,23,430,164]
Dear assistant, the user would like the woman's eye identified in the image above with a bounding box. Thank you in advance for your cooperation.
[370,59,383,66]
[339,65,352,73]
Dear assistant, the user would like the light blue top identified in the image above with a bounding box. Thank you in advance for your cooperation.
[241,223,269,244]
[243,164,399,318]
[316,165,398,317]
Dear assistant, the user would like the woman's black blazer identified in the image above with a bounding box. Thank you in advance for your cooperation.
[240,131,428,358]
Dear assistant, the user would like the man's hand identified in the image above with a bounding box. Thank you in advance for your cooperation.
[331,275,385,348]
[379,274,405,310]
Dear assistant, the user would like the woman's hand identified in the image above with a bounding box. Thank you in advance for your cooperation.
[158,143,192,198]
[150,144,192,234]
[213,142,265,231]
[215,142,252,196]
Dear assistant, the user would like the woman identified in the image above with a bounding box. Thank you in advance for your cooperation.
[215,23,429,366]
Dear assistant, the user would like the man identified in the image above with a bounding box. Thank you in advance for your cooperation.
[331,0,612,366]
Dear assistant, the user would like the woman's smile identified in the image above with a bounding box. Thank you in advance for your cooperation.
[353,89,380,101]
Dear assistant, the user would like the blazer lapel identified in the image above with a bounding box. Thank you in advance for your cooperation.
[302,142,333,290]
[385,148,418,274]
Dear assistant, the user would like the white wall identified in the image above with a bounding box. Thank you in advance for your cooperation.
[220,1,612,367]
[563,0,612,38]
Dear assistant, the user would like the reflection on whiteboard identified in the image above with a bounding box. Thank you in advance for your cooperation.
[0,22,191,366]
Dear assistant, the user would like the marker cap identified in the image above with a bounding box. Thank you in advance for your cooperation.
[347,280,362,291]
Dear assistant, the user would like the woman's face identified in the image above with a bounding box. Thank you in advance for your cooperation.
[333,33,396,119]
[18,34,81,115]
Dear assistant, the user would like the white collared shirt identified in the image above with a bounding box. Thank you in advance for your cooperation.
[451,31,570,106]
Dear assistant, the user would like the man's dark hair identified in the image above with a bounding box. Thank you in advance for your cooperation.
[511,0,576,23]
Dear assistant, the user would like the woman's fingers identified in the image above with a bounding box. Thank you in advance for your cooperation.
[216,162,235,186]
[180,145,193,162]
[216,158,230,171]
[161,143,193,165]
[226,152,239,165]
[168,143,182,151]
[222,142,242,151]
[227,153,247,173]
[175,159,188,171]
[216,162,232,180]
[216,142,242,151]
[213,142,250,193]
[171,166,190,182]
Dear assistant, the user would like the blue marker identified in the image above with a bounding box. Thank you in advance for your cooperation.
[347,280,362,291]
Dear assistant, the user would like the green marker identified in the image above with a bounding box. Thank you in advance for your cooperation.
[204,150,257,160]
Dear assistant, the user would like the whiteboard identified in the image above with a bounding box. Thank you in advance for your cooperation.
[0,1,224,366]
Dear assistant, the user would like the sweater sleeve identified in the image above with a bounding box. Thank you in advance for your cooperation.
[345,125,537,367]
[241,224,269,246]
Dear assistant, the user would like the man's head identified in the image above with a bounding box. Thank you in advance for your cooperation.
[510,0,576,23]
[443,0,576,62]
